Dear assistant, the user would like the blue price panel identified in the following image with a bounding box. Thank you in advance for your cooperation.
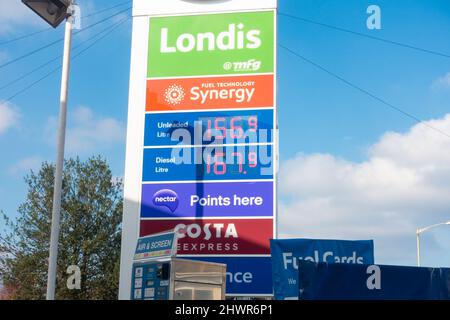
[144,109,274,146]
[189,256,273,296]
[131,261,170,300]
[142,144,273,182]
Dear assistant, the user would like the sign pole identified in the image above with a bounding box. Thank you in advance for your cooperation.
[46,15,73,301]
[416,229,421,267]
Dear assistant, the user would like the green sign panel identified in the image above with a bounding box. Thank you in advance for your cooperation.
[148,11,275,78]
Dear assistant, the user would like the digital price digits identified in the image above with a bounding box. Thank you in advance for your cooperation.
[203,115,258,140]
[205,150,259,175]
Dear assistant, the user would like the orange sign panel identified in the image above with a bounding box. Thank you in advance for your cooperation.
[146,74,274,112]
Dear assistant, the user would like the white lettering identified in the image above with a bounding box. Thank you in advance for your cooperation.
[366,265,381,290]
[160,23,262,53]
[177,33,196,53]
[160,28,176,53]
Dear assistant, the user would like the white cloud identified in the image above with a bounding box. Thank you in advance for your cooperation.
[45,106,125,154]
[0,102,19,134]
[9,156,43,175]
[432,72,450,91]
[0,1,43,34]
[0,0,99,35]
[279,114,450,266]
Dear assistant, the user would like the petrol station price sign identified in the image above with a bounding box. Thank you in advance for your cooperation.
[120,0,278,298]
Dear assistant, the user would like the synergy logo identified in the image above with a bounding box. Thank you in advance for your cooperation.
[152,189,179,213]
[164,81,255,106]
[160,23,261,54]
[164,84,185,106]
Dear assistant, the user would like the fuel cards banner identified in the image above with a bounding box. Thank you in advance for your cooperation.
[270,239,375,300]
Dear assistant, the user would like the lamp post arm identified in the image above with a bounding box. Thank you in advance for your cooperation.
[417,222,450,234]
[416,220,450,267]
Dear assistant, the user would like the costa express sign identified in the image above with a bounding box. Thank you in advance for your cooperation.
[140,219,272,255]
[148,11,275,77]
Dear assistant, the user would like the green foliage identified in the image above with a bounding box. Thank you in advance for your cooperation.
[0,156,123,300]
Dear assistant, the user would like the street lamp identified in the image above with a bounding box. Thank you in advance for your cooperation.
[22,0,71,28]
[22,0,74,300]
[416,221,450,267]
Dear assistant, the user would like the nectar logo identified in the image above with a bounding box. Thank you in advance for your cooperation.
[153,189,179,212]
[164,84,185,106]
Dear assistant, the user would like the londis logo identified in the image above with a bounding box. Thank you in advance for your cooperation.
[160,23,261,53]
[148,11,274,77]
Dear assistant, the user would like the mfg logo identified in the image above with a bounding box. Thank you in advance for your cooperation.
[223,59,261,72]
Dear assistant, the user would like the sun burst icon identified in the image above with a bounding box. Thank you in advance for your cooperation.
[164,84,185,106]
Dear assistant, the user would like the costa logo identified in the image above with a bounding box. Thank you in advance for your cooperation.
[174,223,238,240]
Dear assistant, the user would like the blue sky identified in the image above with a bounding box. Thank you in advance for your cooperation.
[1,0,450,267]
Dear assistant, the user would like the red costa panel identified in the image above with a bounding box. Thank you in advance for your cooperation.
[140,218,272,255]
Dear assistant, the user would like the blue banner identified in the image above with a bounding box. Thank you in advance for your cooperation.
[270,238,374,300]
[189,256,273,296]
[298,261,450,300]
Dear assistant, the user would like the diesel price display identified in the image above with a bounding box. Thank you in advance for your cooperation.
[142,144,273,182]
